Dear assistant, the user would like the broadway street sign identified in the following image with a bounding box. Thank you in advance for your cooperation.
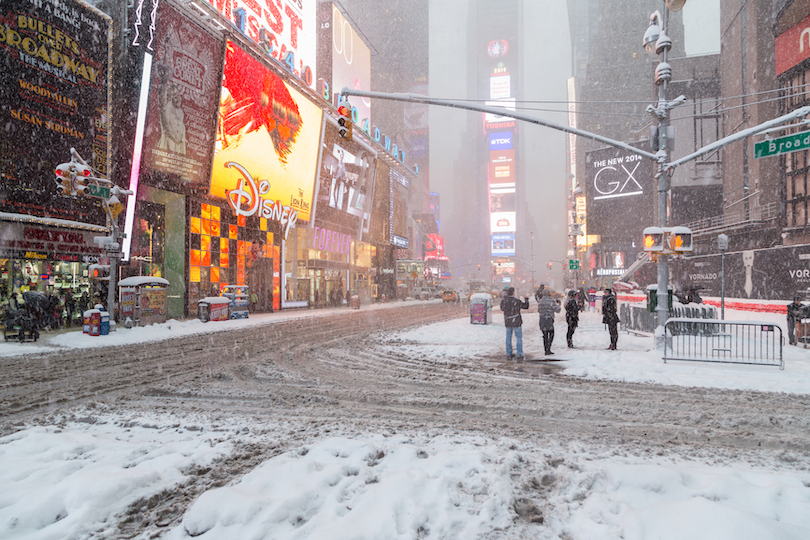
[754,130,810,158]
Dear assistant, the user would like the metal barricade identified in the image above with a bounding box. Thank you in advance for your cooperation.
[663,318,784,370]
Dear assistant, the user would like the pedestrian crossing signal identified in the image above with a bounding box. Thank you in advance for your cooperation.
[643,227,665,252]
[669,226,692,252]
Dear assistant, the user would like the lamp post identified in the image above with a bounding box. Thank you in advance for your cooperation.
[643,0,687,346]
[717,233,728,320]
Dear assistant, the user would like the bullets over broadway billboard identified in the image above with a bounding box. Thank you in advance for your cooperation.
[0,0,111,225]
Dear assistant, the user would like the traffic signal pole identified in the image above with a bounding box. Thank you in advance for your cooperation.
[338,87,810,344]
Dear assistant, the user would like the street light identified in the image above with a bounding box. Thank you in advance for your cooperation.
[718,233,729,320]
[644,1,687,347]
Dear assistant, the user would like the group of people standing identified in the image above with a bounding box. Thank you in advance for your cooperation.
[499,285,619,360]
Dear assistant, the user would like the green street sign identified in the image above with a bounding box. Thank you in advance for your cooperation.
[569,259,580,270]
[87,184,110,199]
[754,131,810,158]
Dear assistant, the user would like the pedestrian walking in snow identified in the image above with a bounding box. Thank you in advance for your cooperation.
[500,287,529,361]
[565,289,579,348]
[602,288,619,350]
[538,288,560,355]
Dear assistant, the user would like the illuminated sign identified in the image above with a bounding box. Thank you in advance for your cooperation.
[489,132,513,151]
[490,73,510,99]
[776,13,810,75]
[312,226,351,254]
[484,98,515,125]
[141,2,224,186]
[205,0,316,86]
[490,212,516,233]
[491,233,515,256]
[210,42,323,224]
[0,0,110,225]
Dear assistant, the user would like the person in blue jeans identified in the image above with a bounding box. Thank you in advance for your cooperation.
[500,287,529,361]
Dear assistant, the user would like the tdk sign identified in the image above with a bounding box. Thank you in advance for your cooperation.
[489,132,513,151]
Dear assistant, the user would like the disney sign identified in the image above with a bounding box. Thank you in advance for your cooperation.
[225,161,298,239]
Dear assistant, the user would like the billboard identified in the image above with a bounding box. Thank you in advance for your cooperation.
[0,0,111,225]
[424,234,446,260]
[209,41,323,236]
[314,120,377,235]
[317,3,371,124]
[584,144,654,238]
[667,245,810,301]
[491,233,515,257]
[140,2,224,187]
[206,0,317,87]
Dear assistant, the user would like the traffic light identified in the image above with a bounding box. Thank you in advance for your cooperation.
[477,264,481,271]
[89,264,110,281]
[669,226,693,252]
[643,226,665,252]
[337,100,353,141]
[54,160,91,196]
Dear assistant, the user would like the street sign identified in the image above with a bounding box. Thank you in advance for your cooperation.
[87,184,110,199]
[569,259,580,270]
[754,131,810,158]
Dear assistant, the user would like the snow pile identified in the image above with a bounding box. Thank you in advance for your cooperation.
[0,414,233,539]
[172,436,514,539]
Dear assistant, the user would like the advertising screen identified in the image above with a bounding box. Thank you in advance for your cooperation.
[491,233,515,257]
[424,234,446,260]
[490,212,516,233]
[317,3,371,124]
[314,120,377,235]
[207,0,317,87]
[0,0,110,225]
[140,3,224,187]
[210,42,323,236]
[584,144,654,238]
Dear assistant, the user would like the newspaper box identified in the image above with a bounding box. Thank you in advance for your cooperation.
[469,292,493,325]
[351,295,360,309]
[221,285,250,319]
[118,276,170,326]
[83,309,101,336]
[198,297,231,322]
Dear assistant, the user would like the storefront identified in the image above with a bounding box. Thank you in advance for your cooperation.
[0,218,109,321]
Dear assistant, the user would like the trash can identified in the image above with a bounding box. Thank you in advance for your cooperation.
[197,301,210,323]
[469,292,492,325]
[351,295,360,309]
[99,311,110,336]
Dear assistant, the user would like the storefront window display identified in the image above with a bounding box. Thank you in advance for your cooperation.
[188,201,280,313]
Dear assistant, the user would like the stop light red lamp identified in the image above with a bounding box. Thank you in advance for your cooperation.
[337,100,353,141]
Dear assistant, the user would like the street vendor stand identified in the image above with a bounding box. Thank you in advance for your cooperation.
[118,276,169,326]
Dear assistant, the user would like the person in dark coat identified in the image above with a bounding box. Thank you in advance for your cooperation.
[565,289,579,348]
[602,288,619,350]
[787,295,806,346]
[538,288,561,355]
[534,284,545,304]
[500,287,529,360]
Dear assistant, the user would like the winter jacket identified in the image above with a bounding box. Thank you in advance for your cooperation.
[565,297,579,327]
[602,293,619,325]
[538,296,560,331]
[534,286,545,303]
[787,301,806,324]
[500,295,529,327]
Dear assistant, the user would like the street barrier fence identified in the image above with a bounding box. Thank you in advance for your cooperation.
[663,317,784,370]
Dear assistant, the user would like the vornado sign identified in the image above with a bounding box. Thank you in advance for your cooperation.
[584,144,654,238]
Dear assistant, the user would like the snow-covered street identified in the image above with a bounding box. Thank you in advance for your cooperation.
[1,300,809,539]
